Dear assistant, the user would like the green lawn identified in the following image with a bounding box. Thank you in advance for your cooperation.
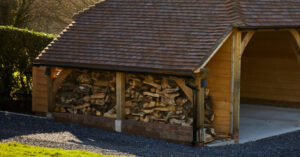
[0,142,122,157]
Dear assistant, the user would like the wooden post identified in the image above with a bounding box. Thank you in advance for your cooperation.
[232,30,242,143]
[116,72,125,120]
[195,69,208,144]
[47,67,56,112]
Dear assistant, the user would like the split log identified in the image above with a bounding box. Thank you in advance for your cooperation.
[161,78,171,89]
[94,80,109,87]
[154,105,175,112]
[143,80,162,90]
[94,99,105,106]
[169,118,185,125]
[143,92,160,97]
[141,109,154,114]
[158,87,179,94]
[143,101,156,108]
[96,111,101,116]
[132,112,146,117]
[204,134,214,143]
[103,108,116,118]
[90,93,106,99]
[73,103,90,110]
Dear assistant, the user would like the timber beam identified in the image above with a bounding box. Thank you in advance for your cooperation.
[172,77,193,103]
[46,67,57,112]
[52,69,73,94]
[45,67,73,113]
[195,68,209,144]
[116,72,125,120]
[241,31,255,55]
[289,30,300,63]
[115,72,125,133]
[232,30,242,144]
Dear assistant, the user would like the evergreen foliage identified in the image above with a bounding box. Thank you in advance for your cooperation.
[0,26,55,102]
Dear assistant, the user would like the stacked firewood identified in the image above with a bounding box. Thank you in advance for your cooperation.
[55,71,117,117]
[124,74,194,126]
[205,89,214,125]
[54,71,216,143]
[204,89,216,143]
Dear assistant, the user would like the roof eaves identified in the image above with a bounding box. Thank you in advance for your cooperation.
[33,61,195,77]
[193,26,233,73]
[238,26,300,31]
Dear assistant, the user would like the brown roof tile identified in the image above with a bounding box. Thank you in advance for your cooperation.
[35,0,300,75]
[238,0,300,27]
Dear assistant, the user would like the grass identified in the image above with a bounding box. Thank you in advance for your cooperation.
[0,142,121,157]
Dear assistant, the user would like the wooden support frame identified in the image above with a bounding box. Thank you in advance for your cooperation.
[289,29,300,63]
[172,77,193,103]
[45,68,73,113]
[116,72,125,120]
[52,69,73,95]
[47,67,57,112]
[195,68,209,144]
[241,31,255,55]
[232,30,242,143]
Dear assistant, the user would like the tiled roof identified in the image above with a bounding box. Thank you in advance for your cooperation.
[238,0,300,27]
[35,0,300,75]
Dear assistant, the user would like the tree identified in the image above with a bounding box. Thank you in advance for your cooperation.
[28,0,97,34]
[0,0,34,27]
[0,0,97,34]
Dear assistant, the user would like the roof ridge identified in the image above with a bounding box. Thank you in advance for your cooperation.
[73,0,105,20]
[224,0,246,27]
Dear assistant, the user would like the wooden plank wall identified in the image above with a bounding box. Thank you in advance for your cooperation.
[205,35,233,134]
[241,31,300,105]
[32,66,48,112]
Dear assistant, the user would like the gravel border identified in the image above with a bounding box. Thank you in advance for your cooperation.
[0,111,300,157]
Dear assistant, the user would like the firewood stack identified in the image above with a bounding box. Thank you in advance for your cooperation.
[55,71,117,117]
[124,74,194,126]
[204,89,216,143]
[205,89,214,125]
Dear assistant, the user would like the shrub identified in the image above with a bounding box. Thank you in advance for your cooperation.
[0,26,55,103]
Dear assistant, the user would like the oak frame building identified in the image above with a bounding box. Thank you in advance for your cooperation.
[32,0,300,145]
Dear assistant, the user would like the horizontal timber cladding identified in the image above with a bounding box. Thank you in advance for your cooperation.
[122,119,192,143]
[51,112,192,142]
[204,35,233,135]
[241,31,300,107]
[52,112,115,131]
[32,66,49,113]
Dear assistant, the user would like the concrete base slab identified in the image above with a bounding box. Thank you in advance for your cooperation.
[239,104,300,143]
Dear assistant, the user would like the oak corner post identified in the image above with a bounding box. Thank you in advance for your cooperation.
[195,68,209,144]
[116,72,126,120]
[232,30,242,143]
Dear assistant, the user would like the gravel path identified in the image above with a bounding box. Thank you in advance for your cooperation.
[0,111,299,157]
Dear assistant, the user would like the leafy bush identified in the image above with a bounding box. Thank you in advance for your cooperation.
[0,26,55,103]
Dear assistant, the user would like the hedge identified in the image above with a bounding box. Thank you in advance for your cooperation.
[0,26,56,102]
